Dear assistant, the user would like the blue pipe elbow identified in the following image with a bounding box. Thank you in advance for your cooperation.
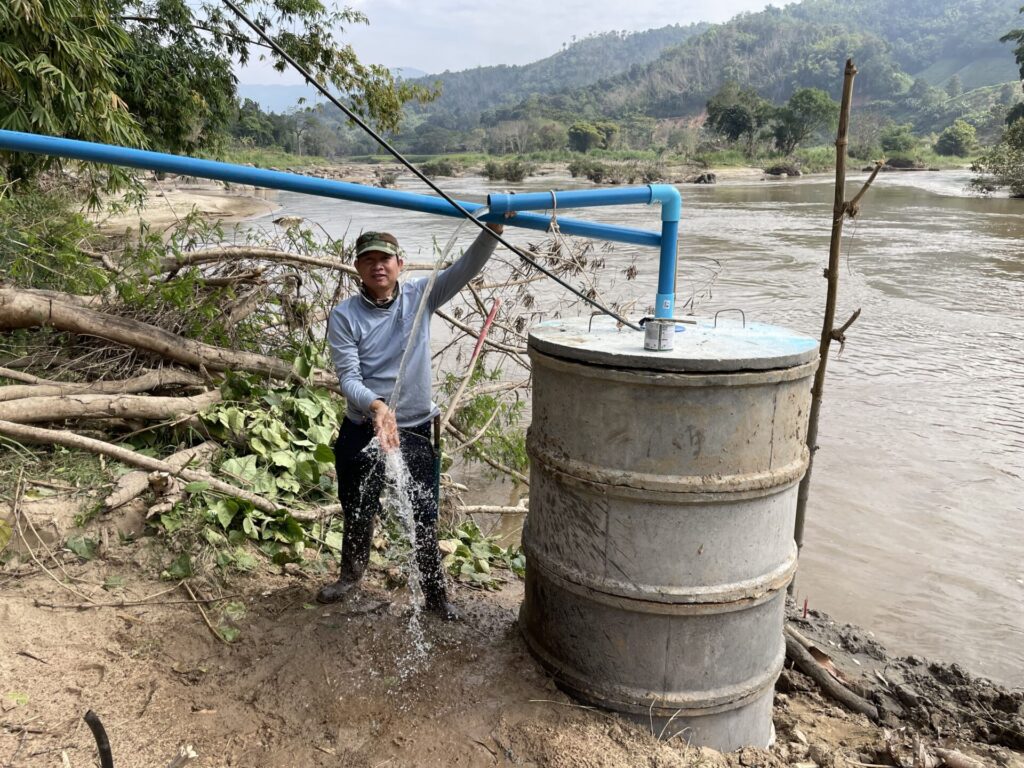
[648,184,681,221]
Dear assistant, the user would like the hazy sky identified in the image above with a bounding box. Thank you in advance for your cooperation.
[238,0,775,84]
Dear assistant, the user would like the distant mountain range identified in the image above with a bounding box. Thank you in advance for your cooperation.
[238,67,428,113]
[402,0,1021,130]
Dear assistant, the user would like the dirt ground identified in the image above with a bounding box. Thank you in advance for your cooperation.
[2,492,1023,768]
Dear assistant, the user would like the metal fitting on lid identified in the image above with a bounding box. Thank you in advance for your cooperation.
[644,319,674,351]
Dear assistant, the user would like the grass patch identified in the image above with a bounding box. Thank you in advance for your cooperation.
[218,145,329,169]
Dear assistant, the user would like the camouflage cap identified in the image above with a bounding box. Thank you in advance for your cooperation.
[355,231,402,259]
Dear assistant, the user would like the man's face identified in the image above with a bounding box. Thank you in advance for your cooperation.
[355,250,403,299]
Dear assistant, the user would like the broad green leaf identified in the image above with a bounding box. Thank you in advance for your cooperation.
[162,552,193,580]
[313,443,335,464]
[269,450,296,470]
[221,455,259,483]
[219,626,240,643]
[295,459,320,485]
[213,500,236,530]
[65,535,97,561]
[292,353,312,380]
[184,480,210,493]
[233,549,257,571]
[275,475,302,494]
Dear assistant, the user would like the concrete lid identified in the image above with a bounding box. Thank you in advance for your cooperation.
[528,316,819,372]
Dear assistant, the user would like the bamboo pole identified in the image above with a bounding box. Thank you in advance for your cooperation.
[792,59,858,577]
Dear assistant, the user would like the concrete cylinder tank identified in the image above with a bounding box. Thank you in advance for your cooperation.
[520,316,819,750]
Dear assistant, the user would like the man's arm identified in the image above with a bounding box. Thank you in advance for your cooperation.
[327,310,379,413]
[427,223,503,312]
[327,311,400,450]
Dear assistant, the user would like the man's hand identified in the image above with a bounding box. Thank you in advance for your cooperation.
[370,400,399,452]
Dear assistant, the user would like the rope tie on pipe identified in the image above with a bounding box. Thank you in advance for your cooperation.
[547,190,560,236]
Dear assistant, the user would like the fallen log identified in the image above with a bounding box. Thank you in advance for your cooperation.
[0,390,220,424]
[0,420,278,514]
[784,631,879,721]
[0,288,339,392]
[105,441,219,510]
[0,368,205,402]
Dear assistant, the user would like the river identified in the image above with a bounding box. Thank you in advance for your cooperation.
[238,168,1024,687]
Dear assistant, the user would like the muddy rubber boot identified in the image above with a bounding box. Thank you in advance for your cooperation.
[417,525,460,621]
[316,575,361,604]
[317,511,372,603]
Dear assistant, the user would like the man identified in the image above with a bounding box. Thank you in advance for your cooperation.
[319,223,504,619]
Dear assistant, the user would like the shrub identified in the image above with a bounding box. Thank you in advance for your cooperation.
[421,158,461,177]
[484,157,534,182]
[934,120,977,157]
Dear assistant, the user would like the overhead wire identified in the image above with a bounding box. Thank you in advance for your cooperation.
[221,0,642,331]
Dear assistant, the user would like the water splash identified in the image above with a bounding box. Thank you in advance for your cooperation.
[360,437,431,674]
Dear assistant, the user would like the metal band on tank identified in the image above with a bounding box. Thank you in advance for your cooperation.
[527,438,810,496]
[521,532,797,607]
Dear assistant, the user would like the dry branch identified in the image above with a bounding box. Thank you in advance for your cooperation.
[0,390,220,424]
[105,441,219,510]
[158,247,439,275]
[0,420,279,514]
[445,422,529,485]
[0,366,50,385]
[436,309,528,356]
[785,632,879,721]
[0,288,339,392]
[0,368,205,402]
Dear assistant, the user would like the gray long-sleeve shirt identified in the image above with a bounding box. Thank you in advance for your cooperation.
[327,231,499,428]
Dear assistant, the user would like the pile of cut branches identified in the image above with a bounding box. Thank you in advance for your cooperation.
[1,182,638,585]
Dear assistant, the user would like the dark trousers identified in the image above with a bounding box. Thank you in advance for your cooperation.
[335,417,447,603]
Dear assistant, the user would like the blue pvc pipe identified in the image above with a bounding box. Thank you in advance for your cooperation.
[650,185,682,318]
[488,186,657,214]
[0,130,660,248]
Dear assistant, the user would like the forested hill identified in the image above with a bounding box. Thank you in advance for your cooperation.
[406,24,708,128]
[426,0,1021,126]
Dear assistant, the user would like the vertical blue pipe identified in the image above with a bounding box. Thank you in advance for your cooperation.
[649,185,681,319]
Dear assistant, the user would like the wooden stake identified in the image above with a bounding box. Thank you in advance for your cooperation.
[792,59,865,583]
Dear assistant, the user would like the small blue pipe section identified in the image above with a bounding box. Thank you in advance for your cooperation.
[488,187,657,213]
[0,130,682,313]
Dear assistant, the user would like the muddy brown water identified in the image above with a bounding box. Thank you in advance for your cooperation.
[238,169,1024,688]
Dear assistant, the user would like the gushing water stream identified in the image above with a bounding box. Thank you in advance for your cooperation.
[359,207,493,672]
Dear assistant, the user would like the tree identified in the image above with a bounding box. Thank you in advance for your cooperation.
[0,0,145,184]
[111,0,433,154]
[567,122,602,153]
[973,119,1024,196]
[1001,8,1024,82]
[934,119,976,156]
[705,82,772,150]
[771,88,838,155]
[880,124,917,154]
[945,74,963,99]
[1,0,433,184]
